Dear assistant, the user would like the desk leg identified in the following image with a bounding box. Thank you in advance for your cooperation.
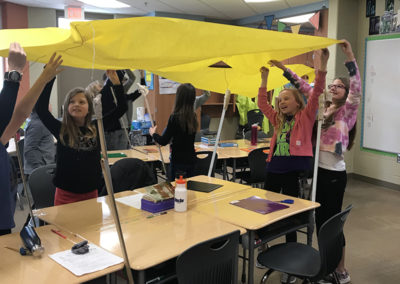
[232,158,237,182]
[138,270,145,284]
[248,230,255,284]
[307,209,315,246]
[223,160,227,180]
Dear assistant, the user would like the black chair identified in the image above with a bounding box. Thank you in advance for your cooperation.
[200,114,217,136]
[176,230,240,284]
[28,164,57,209]
[101,158,157,196]
[247,109,264,127]
[257,205,353,284]
[235,147,269,187]
[194,151,218,177]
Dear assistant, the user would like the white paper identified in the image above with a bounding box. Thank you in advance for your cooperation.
[116,193,144,209]
[49,244,123,276]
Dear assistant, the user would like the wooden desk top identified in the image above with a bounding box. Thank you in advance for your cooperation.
[193,187,319,230]
[80,210,245,270]
[107,149,159,165]
[34,176,247,271]
[34,191,147,233]
[35,176,250,233]
[0,225,123,284]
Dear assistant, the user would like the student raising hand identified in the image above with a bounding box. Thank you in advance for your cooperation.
[259,66,269,88]
[7,42,26,73]
[105,70,121,85]
[339,39,355,61]
[0,52,63,144]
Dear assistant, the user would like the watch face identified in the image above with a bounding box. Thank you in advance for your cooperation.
[8,71,22,82]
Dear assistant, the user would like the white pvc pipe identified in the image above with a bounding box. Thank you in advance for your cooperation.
[311,94,325,202]
[138,83,168,176]
[208,89,231,177]
[94,95,134,284]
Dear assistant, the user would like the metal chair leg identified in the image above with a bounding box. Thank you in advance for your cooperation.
[16,191,24,210]
[260,269,274,284]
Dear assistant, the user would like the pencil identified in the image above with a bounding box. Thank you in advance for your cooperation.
[51,229,67,239]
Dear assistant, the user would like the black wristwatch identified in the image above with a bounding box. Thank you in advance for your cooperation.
[4,70,23,82]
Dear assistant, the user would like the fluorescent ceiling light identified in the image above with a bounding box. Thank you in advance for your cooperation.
[280,12,315,24]
[79,0,129,8]
[244,0,278,3]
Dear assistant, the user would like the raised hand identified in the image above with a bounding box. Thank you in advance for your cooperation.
[41,53,63,83]
[339,39,355,61]
[260,66,269,88]
[269,60,286,71]
[149,126,157,136]
[7,42,26,73]
[106,70,121,85]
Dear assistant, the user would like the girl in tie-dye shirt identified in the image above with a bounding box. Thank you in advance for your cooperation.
[280,40,361,284]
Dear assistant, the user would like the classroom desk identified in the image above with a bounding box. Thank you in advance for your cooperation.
[129,139,271,181]
[192,187,319,284]
[207,138,271,181]
[0,225,123,284]
[107,148,159,165]
[81,210,245,283]
[35,176,250,236]
[35,196,245,283]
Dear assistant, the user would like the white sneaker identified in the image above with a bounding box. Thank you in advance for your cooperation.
[281,273,296,283]
[336,270,351,284]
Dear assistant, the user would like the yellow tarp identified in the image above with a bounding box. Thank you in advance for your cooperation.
[0,17,339,97]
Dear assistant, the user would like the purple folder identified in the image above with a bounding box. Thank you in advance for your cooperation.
[230,195,289,214]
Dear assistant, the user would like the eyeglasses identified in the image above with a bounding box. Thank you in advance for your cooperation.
[328,84,346,90]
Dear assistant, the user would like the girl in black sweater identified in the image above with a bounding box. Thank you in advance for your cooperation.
[36,70,127,205]
[149,83,198,181]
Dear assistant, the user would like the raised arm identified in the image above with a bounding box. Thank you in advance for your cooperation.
[194,90,211,110]
[270,59,313,96]
[302,48,329,120]
[257,66,278,127]
[340,40,361,129]
[0,52,63,144]
[123,69,136,93]
[102,70,128,123]
[126,71,146,102]
[0,42,25,138]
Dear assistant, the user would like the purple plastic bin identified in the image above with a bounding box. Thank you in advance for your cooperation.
[141,198,174,213]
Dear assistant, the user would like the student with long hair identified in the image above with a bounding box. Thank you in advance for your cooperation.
[273,40,360,284]
[257,49,329,283]
[316,40,360,284]
[149,83,198,181]
[36,70,126,205]
[0,44,62,235]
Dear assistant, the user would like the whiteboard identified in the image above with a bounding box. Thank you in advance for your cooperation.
[362,35,400,154]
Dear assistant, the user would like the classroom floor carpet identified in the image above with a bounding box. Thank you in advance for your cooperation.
[13,177,400,283]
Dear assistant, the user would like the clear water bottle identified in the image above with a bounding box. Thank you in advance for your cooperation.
[174,176,187,212]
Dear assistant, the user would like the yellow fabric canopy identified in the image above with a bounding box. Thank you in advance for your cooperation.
[0,17,339,97]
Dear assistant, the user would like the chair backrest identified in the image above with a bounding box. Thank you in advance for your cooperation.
[194,151,218,177]
[247,109,264,127]
[176,230,240,284]
[247,147,269,183]
[201,114,211,130]
[102,158,157,195]
[28,164,56,209]
[315,205,353,280]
